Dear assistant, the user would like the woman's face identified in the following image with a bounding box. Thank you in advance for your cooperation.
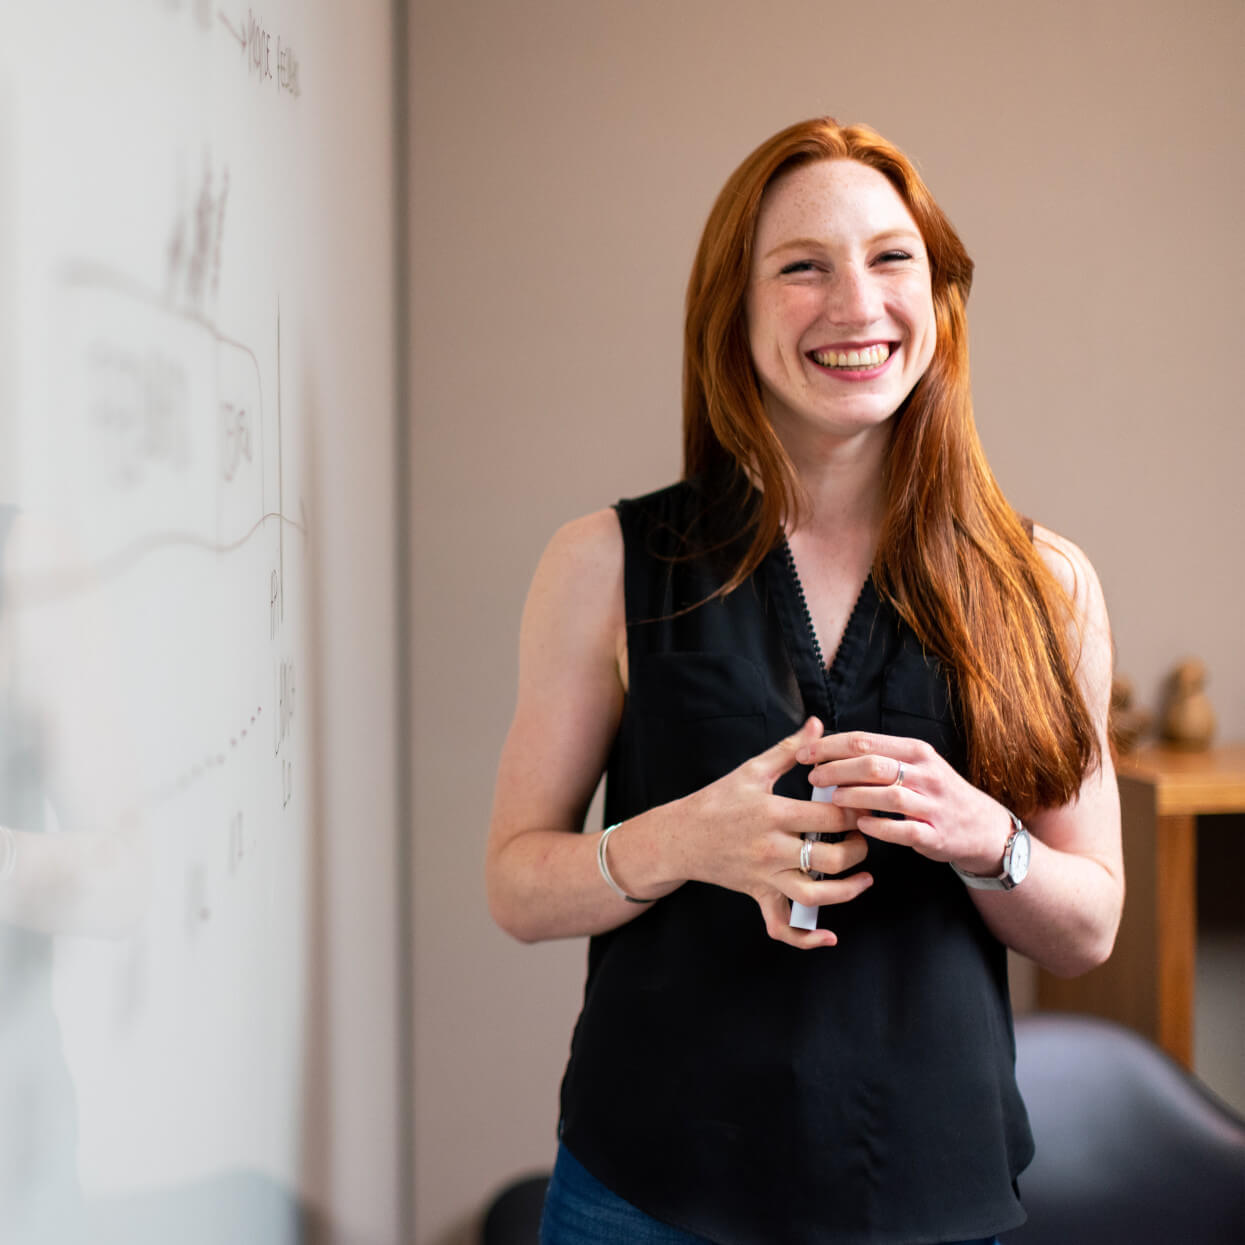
[746,158,936,453]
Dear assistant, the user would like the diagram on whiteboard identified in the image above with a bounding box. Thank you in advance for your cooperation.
[1,2,325,1228]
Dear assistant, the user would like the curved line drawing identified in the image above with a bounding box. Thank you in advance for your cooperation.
[6,508,307,607]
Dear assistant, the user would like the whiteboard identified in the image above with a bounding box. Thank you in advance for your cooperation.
[0,4,400,1241]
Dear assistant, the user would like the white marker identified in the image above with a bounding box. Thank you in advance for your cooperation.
[789,784,836,930]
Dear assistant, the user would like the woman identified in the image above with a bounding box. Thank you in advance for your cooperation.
[486,119,1123,1245]
[0,505,147,1243]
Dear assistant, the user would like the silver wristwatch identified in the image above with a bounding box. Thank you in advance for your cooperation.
[951,811,1031,891]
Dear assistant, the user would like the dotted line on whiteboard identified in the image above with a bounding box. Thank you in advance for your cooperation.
[143,706,264,809]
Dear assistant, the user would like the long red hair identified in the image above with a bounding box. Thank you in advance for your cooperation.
[683,118,1098,815]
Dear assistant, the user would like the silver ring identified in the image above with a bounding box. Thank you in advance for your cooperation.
[893,760,906,787]
[799,837,813,875]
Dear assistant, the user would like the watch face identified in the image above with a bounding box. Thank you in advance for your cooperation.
[1009,829,1031,884]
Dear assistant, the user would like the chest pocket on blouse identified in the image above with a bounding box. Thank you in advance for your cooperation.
[879,633,964,767]
[629,652,767,807]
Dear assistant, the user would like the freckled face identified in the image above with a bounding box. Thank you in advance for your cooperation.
[746,159,936,449]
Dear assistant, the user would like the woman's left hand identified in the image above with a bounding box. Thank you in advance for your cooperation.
[787,536,1122,980]
[796,730,1015,876]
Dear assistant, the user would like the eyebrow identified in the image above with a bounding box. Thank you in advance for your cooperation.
[762,230,923,260]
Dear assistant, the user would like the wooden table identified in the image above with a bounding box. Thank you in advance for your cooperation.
[1036,743,1245,1068]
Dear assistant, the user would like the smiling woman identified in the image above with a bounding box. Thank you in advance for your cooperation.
[746,159,936,450]
[485,117,1122,1245]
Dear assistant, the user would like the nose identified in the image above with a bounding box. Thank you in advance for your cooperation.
[825,264,881,327]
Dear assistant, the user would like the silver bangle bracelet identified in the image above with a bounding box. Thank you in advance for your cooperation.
[0,825,17,881]
[597,822,655,905]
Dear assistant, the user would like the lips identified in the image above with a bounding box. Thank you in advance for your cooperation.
[808,343,892,369]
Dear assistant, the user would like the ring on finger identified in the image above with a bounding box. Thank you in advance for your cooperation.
[799,837,813,875]
[892,760,906,788]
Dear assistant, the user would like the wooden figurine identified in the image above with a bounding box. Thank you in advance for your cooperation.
[1158,658,1217,751]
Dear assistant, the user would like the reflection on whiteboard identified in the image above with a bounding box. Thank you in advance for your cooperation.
[1,4,323,1240]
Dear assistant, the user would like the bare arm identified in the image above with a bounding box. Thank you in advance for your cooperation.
[801,529,1123,977]
[485,509,873,947]
[0,513,149,938]
[971,528,1122,974]
[485,509,639,941]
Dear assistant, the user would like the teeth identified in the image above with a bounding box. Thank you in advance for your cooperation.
[811,344,890,369]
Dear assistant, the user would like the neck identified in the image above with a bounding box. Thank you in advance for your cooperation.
[782,424,889,542]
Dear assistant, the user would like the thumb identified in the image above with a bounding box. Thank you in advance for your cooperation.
[754,717,823,786]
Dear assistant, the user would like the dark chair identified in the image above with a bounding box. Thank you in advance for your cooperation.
[1002,1012,1245,1245]
[481,1171,549,1245]
[481,1016,1245,1244]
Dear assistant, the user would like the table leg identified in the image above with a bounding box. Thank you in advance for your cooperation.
[1155,812,1197,1067]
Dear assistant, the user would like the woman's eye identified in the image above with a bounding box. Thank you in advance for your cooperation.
[779,260,818,275]
[876,250,914,264]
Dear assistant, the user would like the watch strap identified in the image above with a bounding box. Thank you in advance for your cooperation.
[951,811,1027,891]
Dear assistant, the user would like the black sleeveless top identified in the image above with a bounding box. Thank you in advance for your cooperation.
[557,478,1033,1245]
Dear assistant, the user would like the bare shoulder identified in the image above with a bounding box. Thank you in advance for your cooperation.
[1031,522,1112,699]
[526,509,623,633]
[1031,524,1108,627]
[520,507,625,688]
[538,507,622,583]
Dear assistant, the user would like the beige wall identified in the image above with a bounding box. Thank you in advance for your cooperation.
[410,2,1244,1241]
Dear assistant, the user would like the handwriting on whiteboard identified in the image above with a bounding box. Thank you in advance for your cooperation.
[217,8,302,99]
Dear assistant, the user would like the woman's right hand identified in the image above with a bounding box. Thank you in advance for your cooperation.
[487,513,870,948]
[654,715,873,947]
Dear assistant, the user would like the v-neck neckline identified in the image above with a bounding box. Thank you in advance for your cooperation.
[771,537,877,730]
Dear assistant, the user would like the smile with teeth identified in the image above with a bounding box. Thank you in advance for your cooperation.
[809,343,892,369]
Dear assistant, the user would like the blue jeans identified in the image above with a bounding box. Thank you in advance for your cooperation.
[540,1143,999,1244]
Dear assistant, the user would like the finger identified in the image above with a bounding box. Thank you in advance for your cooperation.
[786,829,868,877]
[829,783,927,819]
[757,891,838,949]
[798,730,930,769]
[809,752,911,791]
[780,869,874,910]
[855,813,944,858]
[776,796,860,839]
[752,717,824,786]
[803,829,869,876]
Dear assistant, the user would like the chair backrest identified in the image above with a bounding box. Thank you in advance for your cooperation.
[481,1172,549,1245]
[1002,1013,1245,1244]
